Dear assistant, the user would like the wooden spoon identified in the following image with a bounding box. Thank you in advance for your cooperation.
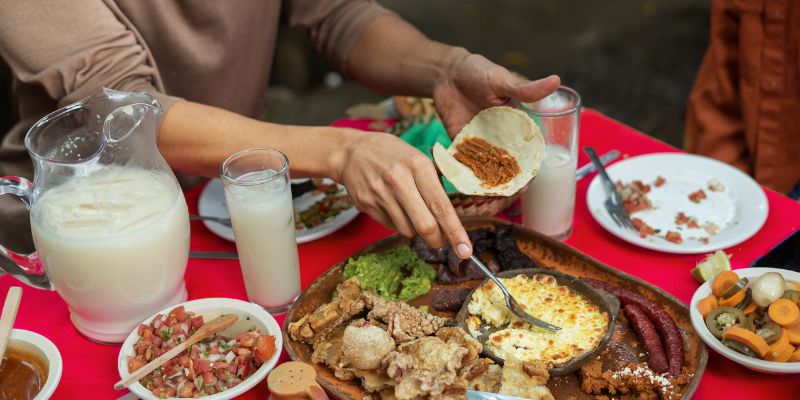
[0,287,22,366]
[268,361,329,400]
[113,314,238,390]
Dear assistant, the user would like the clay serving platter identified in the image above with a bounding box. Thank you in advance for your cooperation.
[454,268,620,376]
[282,218,708,399]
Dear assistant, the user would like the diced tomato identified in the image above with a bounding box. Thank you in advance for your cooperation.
[236,332,257,348]
[666,231,682,244]
[202,371,217,386]
[254,335,276,364]
[128,356,147,373]
[190,315,204,329]
[632,217,655,238]
[687,219,699,228]
[655,176,666,187]
[688,189,707,203]
[701,238,709,244]
[195,358,212,373]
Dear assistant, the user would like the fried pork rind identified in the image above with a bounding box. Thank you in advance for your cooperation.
[289,278,366,344]
[342,320,396,370]
[382,336,470,399]
[500,358,554,400]
[311,323,394,392]
[365,291,453,343]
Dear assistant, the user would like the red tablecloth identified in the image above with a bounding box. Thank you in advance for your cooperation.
[2,109,799,399]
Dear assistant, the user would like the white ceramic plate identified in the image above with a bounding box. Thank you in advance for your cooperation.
[118,298,282,400]
[198,178,359,243]
[689,267,800,374]
[586,153,768,254]
[8,329,62,400]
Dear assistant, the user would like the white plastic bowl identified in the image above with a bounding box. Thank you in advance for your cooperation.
[118,298,282,399]
[690,267,800,374]
[6,329,63,399]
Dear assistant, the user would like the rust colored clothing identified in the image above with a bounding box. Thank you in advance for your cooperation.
[685,0,800,194]
[0,0,389,251]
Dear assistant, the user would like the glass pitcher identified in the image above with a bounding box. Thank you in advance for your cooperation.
[0,88,190,343]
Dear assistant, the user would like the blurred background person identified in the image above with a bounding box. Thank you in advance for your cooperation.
[685,0,800,199]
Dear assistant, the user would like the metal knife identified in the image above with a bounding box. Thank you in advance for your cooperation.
[575,149,620,180]
[188,251,239,260]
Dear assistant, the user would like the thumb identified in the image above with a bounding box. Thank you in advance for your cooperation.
[500,74,561,103]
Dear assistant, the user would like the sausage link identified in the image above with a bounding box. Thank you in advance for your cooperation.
[583,278,685,376]
[623,304,669,373]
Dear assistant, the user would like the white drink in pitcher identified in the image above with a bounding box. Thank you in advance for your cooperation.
[523,145,577,239]
[30,166,189,342]
[222,150,301,314]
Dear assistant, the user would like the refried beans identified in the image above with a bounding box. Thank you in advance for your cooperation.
[453,137,521,187]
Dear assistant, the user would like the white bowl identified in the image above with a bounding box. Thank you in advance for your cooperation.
[689,267,800,374]
[118,298,283,400]
[7,329,63,399]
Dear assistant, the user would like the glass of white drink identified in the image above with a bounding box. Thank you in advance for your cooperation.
[221,148,300,314]
[520,86,582,240]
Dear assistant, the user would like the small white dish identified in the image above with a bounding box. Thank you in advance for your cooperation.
[118,298,282,400]
[7,329,63,399]
[198,178,359,243]
[689,267,800,374]
[587,153,768,254]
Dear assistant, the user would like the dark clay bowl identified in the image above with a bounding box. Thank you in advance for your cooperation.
[455,268,620,376]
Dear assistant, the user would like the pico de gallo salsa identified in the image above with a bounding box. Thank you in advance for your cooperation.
[126,306,276,398]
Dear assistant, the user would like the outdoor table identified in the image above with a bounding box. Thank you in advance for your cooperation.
[2,109,799,399]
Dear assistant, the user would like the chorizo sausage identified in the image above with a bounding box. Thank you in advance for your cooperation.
[583,278,685,376]
[623,304,669,373]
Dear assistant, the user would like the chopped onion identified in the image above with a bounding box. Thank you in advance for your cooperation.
[208,353,225,362]
[227,339,237,347]
[184,368,191,377]
[224,351,236,364]
[168,371,183,379]
[176,380,186,392]
[154,319,161,329]
[180,323,189,334]
[165,338,174,347]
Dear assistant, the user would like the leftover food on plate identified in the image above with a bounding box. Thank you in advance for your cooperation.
[465,274,609,368]
[294,179,353,230]
[288,278,555,400]
[614,175,732,245]
[342,246,437,301]
[126,306,276,398]
[697,270,800,363]
[432,106,544,196]
[0,344,48,400]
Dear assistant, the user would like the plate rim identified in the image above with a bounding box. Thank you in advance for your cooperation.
[586,152,768,254]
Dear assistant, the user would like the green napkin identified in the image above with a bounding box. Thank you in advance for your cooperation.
[398,118,457,193]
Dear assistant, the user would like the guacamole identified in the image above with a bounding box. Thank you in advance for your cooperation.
[343,246,437,301]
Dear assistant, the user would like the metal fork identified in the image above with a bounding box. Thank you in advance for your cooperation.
[468,255,561,332]
[584,147,635,230]
[189,215,232,227]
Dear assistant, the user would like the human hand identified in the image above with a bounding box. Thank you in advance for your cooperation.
[433,49,561,136]
[333,130,472,258]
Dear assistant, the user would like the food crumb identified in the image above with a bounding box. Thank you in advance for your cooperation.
[688,189,707,203]
[654,176,666,187]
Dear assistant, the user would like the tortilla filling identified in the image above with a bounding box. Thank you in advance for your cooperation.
[453,137,521,188]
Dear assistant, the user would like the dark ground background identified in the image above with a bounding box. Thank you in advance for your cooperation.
[264,0,710,147]
[1,0,710,147]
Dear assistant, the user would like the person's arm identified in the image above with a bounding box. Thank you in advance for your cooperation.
[159,101,472,256]
[344,14,561,135]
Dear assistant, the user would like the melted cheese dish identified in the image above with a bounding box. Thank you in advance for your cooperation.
[466,274,608,367]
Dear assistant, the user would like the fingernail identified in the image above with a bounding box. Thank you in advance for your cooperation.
[456,243,471,258]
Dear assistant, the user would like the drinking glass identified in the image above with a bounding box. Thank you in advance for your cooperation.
[520,86,582,240]
[221,148,300,314]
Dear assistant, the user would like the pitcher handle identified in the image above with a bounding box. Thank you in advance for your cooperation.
[0,176,53,290]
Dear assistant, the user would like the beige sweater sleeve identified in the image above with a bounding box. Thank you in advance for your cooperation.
[0,0,181,110]
[286,0,393,74]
